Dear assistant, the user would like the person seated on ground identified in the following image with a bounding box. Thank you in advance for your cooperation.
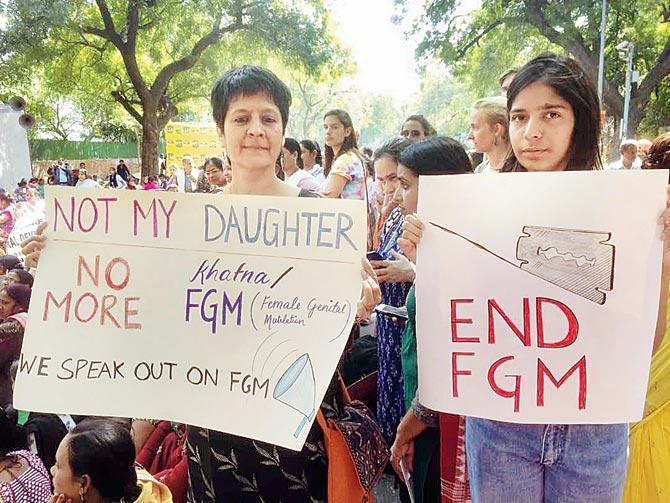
[143,176,159,191]
[0,255,22,275]
[14,179,28,203]
[75,170,102,189]
[7,269,34,288]
[51,419,172,503]
[108,168,128,189]
[0,195,15,244]
[8,360,76,481]
[0,283,30,407]
[127,177,140,190]
[0,406,52,503]
[131,420,187,503]
[607,139,641,170]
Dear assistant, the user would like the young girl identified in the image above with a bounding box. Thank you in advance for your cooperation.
[321,109,367,200]
[399,53,670,502]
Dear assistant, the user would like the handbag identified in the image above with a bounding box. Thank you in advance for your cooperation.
[316,374,390,502]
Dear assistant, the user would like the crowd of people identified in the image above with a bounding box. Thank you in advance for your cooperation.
[1,52,669,503]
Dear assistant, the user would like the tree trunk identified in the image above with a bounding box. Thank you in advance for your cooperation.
[627,94,647,138]
[141,110,160,178]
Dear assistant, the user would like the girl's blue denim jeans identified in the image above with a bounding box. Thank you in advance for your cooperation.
[466,417,628,502]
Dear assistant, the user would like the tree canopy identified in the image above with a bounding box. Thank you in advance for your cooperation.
[402,0,670,138]
[0,0,348,173]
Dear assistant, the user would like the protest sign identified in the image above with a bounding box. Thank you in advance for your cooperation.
[164,122,220,166]
[14,187,366,450]
[415,170,668,424]
[6,201,46,258]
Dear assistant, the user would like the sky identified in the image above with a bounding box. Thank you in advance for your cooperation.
[325,0,423,103]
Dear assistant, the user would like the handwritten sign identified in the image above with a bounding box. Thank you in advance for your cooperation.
[13,187,366,450]
[416,170,668,423]
[7,201,46,259]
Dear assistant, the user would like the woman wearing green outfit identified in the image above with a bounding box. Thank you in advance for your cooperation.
[389,136,473,503]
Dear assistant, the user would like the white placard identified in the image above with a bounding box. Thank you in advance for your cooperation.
[416,170,667,423]
[14,187,366,450]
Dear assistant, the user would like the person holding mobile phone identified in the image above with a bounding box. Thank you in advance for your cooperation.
[367,138,415,449]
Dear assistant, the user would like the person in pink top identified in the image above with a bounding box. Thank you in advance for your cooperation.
[142,176,160,191]
[0,194,14,246]
[0,407,52,503]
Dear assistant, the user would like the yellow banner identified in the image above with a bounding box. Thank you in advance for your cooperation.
[164,122,221,166]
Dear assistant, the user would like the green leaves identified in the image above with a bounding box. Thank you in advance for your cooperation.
[401,0,670,136]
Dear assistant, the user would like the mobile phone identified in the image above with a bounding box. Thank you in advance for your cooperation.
[399,459,415,503]
[366,251,384,261]
[374,304,408,320]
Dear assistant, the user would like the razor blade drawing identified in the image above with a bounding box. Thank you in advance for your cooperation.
[430,223,615,305]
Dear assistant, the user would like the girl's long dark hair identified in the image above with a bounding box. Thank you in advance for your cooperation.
[502,53,602,172]
[67,419,141,502]
[323,109,363,177]
[283,138,304,170]
[399,136,473,176]
[300,139,322,166]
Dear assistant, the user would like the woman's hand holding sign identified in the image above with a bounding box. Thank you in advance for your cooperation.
[21,222,47,269]
[397,214,424,264]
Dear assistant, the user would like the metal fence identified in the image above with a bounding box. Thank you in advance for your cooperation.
[29,139,139,161]
[29,139,167,161]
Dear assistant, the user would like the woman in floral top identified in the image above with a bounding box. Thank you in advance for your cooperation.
[321,109,367,200]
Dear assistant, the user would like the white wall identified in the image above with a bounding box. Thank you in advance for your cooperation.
[0,106,32,189]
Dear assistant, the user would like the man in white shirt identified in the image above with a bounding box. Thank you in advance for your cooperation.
[180,156,199,192]
[75,170,101,189]
[607,139,642,170]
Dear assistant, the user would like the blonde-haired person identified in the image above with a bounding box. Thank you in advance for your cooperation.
[468,96,510,174]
